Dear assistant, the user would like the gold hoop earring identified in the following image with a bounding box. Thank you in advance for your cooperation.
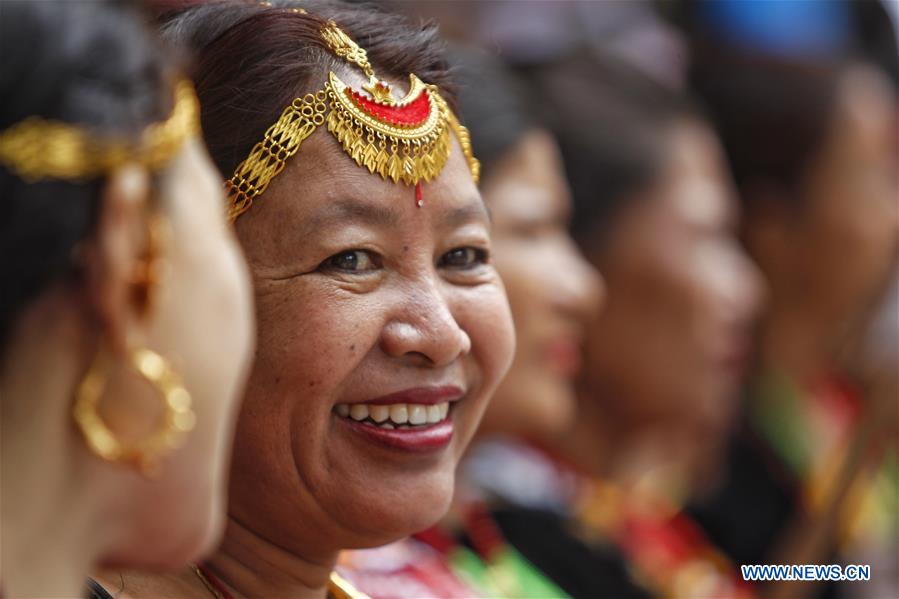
[73,345,196,477]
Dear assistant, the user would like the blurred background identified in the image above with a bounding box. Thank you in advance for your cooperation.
[339,1,898,598]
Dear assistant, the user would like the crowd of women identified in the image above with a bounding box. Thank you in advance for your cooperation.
[1,1,896,598]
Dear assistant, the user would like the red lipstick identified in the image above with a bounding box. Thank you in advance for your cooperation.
[340,418,454,452]
[544,338,583,378]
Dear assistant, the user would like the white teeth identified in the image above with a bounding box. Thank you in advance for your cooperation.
[350,404,369,421]
[369,405,390,423]
[408,405,427,425]
[389,404,409,424]
[336,401,453,426]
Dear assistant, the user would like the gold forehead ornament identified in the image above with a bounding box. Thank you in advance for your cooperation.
[225,19,479,221]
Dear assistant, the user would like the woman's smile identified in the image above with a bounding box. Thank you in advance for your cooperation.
[333,385,463,451]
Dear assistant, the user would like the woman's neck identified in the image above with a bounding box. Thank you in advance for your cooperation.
[759,295,846,383]
[203,517,336,599]
[550,396,614,477]
[554,393,700,501]
[0,294,114,597]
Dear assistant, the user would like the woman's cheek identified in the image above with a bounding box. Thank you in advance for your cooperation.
[260,282,363,351]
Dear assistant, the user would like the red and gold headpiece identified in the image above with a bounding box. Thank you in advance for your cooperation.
[225,19,479,221]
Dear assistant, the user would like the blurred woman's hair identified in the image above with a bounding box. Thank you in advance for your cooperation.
[447,45,536,180]
[529,54,699,247]
[689,48,844,205]
[0,0,176,344]
[158,0,455,181]
[675,0,895,210]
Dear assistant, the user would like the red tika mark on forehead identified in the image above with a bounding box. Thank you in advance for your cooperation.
[347,88,431,126]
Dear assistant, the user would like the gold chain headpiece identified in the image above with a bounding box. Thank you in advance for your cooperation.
[0,80,199,182]
[225,19,479,221]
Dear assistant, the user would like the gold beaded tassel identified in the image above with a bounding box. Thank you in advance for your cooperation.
[225,91,329,221]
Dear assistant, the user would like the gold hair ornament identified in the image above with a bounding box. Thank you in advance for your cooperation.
[74,346,196,477]
[0,80,199,182]
[225,20,479,221]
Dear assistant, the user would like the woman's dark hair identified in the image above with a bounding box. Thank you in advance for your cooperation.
[689,45,844,206]
[530,54,699,248]
[0,0,176,345]
[158,0,455,180]
[447,45,536,180]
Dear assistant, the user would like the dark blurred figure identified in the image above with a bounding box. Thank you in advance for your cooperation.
[453,45,603,596]
[380,0,687,89]
[460,53,763,598]
[679,2,899,597]
[454,46,603,441]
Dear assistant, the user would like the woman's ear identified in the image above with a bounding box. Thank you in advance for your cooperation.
[82,164,152,356]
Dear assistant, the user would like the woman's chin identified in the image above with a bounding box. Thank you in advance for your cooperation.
[340,475,455,548]
[166,480,225,561]
[107,516,219,572]
[191,498,228,560]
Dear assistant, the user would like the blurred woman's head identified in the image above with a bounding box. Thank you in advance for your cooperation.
[452,48,602,438]
[161,0,514,558]
[537,56,763,435]
[692,51,898,370]
[0,0,253,574]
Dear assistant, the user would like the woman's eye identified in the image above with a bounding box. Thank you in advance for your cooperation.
[321,250,379,273]
[439,247,488,270]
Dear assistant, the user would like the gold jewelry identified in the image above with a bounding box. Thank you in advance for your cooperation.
[129,213,170,315]
[328,572,370,599]
[0,79,199,182]
[192,565,226,599]
[73,345,196,477]
[225,19,479,221]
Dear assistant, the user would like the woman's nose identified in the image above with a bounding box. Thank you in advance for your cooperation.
[552,240,606,323]
[722,250,767,325]
[379,280,472,367]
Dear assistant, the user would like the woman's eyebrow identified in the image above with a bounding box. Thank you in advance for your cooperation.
[438,196,492,229]
[299,198,402,237]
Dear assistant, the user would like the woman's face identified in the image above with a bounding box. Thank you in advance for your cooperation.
[118,138,255,567]
[786,66,897,333]
[229,121,514,553]
[479,130,602,437]
[582,121,763,434]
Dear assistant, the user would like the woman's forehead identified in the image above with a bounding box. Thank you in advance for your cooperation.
[247,129,486,234]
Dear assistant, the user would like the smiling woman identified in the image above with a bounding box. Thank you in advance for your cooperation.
[95,1,515,598]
